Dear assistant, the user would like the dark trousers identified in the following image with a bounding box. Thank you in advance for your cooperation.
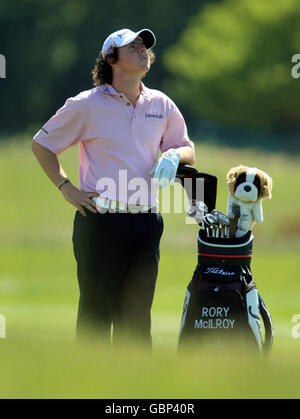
[72,209,164,347]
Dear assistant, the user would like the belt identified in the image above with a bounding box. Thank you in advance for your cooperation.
[93,197,156,214]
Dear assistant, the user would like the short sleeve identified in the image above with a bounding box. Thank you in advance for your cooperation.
[32,97,86,154]
[160,100,194,153]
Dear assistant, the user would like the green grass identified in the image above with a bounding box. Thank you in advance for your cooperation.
[0,137,300,399]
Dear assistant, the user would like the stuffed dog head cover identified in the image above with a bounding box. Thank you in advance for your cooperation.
[227,165,273,237]
[227,165,272,203]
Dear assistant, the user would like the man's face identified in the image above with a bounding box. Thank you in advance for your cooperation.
[113,37,151,76]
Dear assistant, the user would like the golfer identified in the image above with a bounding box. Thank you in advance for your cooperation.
[31,28,195,347]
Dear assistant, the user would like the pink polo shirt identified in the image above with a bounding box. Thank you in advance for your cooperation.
[33,83,194,206]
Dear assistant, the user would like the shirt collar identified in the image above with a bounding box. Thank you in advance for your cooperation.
[139,82,153,98]
[98,82,153,99]
[97,84,120,96]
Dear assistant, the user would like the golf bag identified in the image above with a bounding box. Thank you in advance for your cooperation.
[176,165,274,356]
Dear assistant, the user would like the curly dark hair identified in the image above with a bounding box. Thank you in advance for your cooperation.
[92,47,155,86]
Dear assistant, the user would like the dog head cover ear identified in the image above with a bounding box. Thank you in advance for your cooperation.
[227,165,247,197]
[257,168,273,200]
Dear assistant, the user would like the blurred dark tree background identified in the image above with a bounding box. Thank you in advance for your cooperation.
[164,0,300,136]
[0,0,299,149]
[0,0,218,134]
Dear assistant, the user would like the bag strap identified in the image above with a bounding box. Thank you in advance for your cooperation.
[259,294,274,356]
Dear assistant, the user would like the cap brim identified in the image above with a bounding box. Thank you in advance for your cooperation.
[136,29,156,49]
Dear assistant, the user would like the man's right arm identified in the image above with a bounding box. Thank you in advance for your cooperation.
[31,141,98,217]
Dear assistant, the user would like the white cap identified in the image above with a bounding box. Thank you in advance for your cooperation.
[102,28,156,57]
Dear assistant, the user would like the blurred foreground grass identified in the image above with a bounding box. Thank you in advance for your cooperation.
[0,138,300,399]
[1,338,300,399]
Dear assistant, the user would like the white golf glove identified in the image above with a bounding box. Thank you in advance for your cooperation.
[149,149,181,188]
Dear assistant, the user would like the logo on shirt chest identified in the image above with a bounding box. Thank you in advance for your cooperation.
[145,112,164,120]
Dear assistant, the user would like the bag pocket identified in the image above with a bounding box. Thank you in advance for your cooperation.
[179,284,249,348]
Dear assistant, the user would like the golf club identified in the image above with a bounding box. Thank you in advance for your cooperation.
[205,213,219,237]
[187,200,208,226]
[203,214,212,237]
[212,210,230,238]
